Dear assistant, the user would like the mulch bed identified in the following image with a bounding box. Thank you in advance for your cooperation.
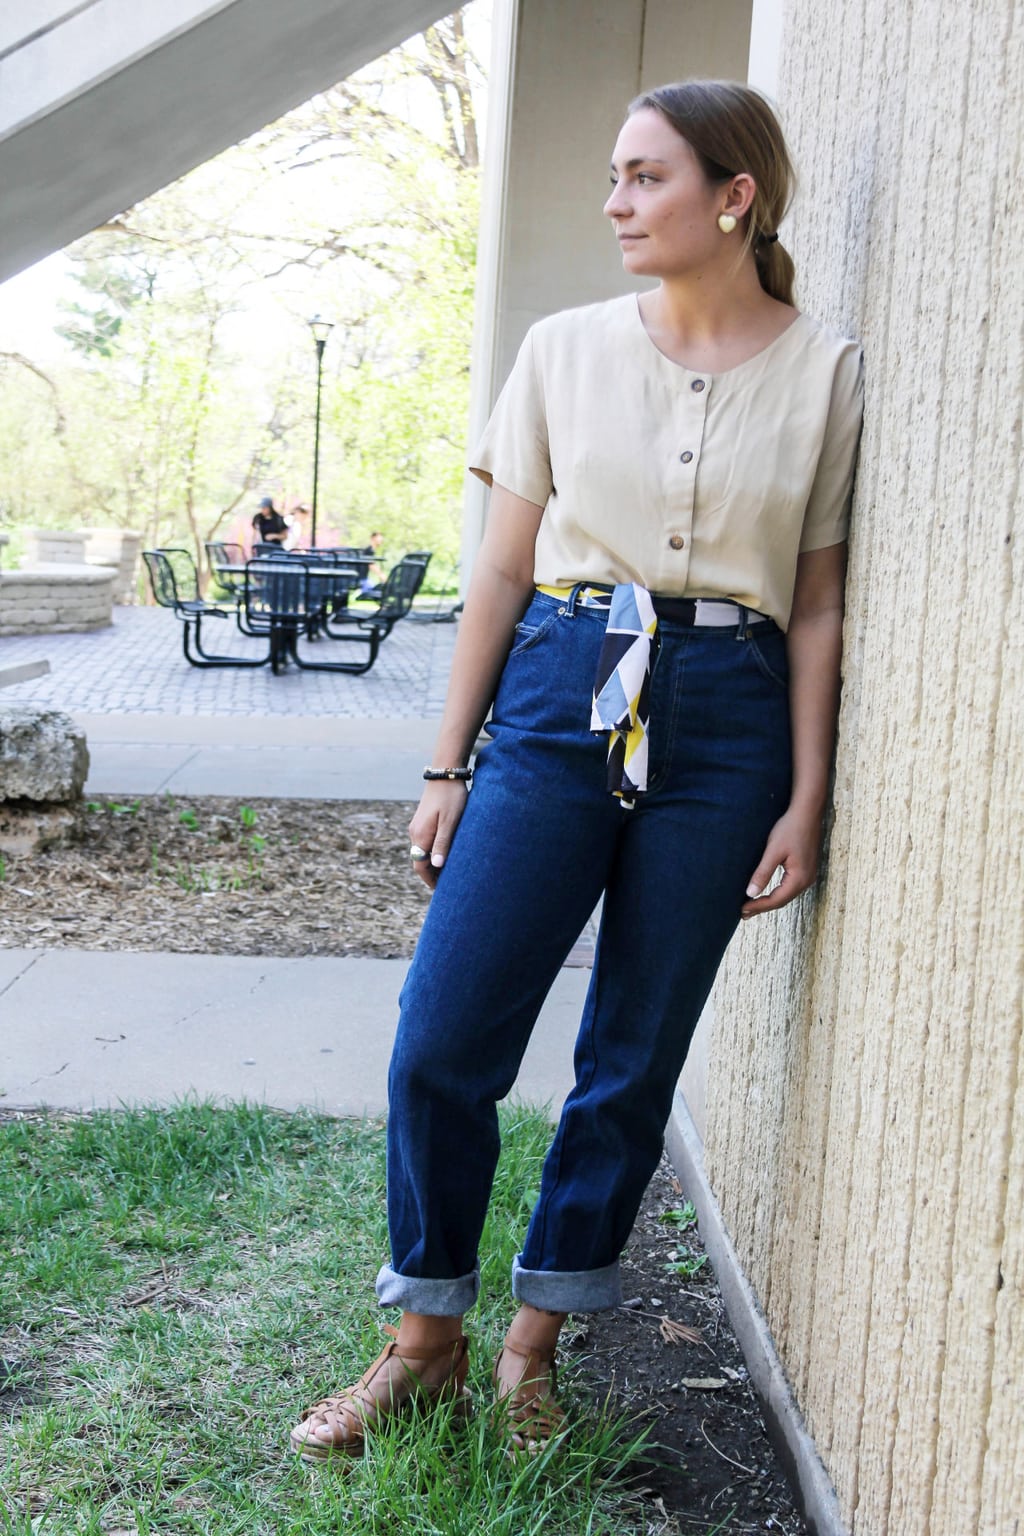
[0,794,808,1532]
[0,796,429,958]
[575,1157,807,1533]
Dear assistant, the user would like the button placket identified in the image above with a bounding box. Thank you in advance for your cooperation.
[660,375,711,586]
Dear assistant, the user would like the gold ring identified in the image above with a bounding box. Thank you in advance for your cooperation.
[410,844,429,861]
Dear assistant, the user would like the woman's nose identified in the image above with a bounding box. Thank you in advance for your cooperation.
[603,183,629,219]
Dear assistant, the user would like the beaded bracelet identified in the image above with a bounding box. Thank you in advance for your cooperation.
[423,766,473,782]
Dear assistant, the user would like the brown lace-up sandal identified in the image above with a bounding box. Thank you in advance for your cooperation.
[290,1325,472,1462]
[492,1332,567,1456]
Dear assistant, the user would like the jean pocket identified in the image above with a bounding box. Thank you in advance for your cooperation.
[508,607,561,657]
[747,630,789,689]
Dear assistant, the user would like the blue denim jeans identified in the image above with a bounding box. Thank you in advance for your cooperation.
[376,589,792,1315]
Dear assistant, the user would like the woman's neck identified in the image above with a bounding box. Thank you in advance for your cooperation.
[638,265,795,371]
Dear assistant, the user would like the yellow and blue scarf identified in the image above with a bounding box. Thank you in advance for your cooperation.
[589,583,658,806]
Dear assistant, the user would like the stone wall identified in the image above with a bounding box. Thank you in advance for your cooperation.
[703,2,1023,1532]
[0,564,116,635]
[26,530,89,565]
[25,527,142,603]
[83,528,142,603]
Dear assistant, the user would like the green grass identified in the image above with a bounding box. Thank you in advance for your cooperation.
[0,1104,659,1534]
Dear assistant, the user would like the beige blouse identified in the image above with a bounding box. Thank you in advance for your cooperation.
[470,294,863,631]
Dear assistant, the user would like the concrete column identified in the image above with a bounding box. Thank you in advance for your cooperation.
[704,0,1024,1527]
[747,0,785,96]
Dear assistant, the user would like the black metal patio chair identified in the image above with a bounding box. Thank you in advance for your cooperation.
[205,540,247,596]
[325,552,432,641]
[143,548,268,669]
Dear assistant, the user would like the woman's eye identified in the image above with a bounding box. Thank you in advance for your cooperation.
[637,173,656,185]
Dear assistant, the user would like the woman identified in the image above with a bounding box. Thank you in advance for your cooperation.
[291,79,863,1461]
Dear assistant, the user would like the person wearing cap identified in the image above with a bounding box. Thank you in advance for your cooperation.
[251,496,290,546]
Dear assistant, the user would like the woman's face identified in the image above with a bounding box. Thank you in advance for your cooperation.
[604,107,726,279]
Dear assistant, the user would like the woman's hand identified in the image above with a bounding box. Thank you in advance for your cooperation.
[406,482,544,894]
[408,781,470,890]
[740,803,824,918]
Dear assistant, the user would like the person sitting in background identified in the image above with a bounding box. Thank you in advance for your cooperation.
[357,531,385,599]
[251,496,291,546]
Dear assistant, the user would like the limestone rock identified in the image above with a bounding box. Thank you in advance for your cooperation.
[0,707,89,802]
[0,800,81,854]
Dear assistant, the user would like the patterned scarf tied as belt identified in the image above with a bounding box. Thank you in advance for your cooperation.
[590,583,658,807]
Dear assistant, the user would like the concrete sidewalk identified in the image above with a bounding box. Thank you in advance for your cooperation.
[75,712,443,800]
[3,709,591,1116]
[0,948,587,1117]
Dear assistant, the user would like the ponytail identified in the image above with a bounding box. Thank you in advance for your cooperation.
[752,233,796,306]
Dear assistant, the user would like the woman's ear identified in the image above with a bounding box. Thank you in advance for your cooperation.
[722,172,757,221]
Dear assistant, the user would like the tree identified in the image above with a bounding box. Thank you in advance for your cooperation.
[0,5,487,589]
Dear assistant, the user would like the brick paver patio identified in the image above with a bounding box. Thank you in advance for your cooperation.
[0,604,458,718]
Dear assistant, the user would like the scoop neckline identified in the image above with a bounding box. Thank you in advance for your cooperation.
[630,293,806,378]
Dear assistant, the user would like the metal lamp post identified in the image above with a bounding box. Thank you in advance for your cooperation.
[308,314,333,548]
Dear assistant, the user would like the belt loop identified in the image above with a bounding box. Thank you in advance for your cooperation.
[735,603,749,641]
[565,581,586,618]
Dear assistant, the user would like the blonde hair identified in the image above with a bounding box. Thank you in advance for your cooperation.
[629,80,797,305]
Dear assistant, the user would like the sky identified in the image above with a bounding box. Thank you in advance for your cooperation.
[0,251,74,362]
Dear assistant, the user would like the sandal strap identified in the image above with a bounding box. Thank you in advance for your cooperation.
[303,1328,470,1426]
[497,1333,559,1390]
[374,1323,470,1365]
[493,1337,565,1452]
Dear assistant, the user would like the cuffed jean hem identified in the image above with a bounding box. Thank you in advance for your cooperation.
[512,1254,622,1313]
[375,1264,480,1316]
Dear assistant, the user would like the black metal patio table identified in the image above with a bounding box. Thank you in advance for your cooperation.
[240,554,385,674]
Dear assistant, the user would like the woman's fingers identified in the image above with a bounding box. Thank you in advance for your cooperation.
[740,863,805,917]
[408,783,469,890]
[740,814,821,918]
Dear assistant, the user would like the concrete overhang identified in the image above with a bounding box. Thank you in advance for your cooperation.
[0,0,454,284]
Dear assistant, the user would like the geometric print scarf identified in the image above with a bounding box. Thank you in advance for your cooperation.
[589,582,659,806]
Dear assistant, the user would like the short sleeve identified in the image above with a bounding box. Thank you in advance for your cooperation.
[799,342,864,552]
[469,327,553,509]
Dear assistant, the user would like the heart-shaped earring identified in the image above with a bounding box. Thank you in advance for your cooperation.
[717,213,737,234]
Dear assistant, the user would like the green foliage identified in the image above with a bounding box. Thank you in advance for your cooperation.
[660,1202,706,1277]
[664,1253,709,1280]
[54,256,151,357]
[658,1201,697,1230]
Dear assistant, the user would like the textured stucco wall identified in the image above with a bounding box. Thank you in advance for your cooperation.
[705,2,1023,1532]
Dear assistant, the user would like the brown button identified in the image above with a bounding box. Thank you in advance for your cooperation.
[691,379,706,393]
[669,534,685,550]
[679,450,693,463]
